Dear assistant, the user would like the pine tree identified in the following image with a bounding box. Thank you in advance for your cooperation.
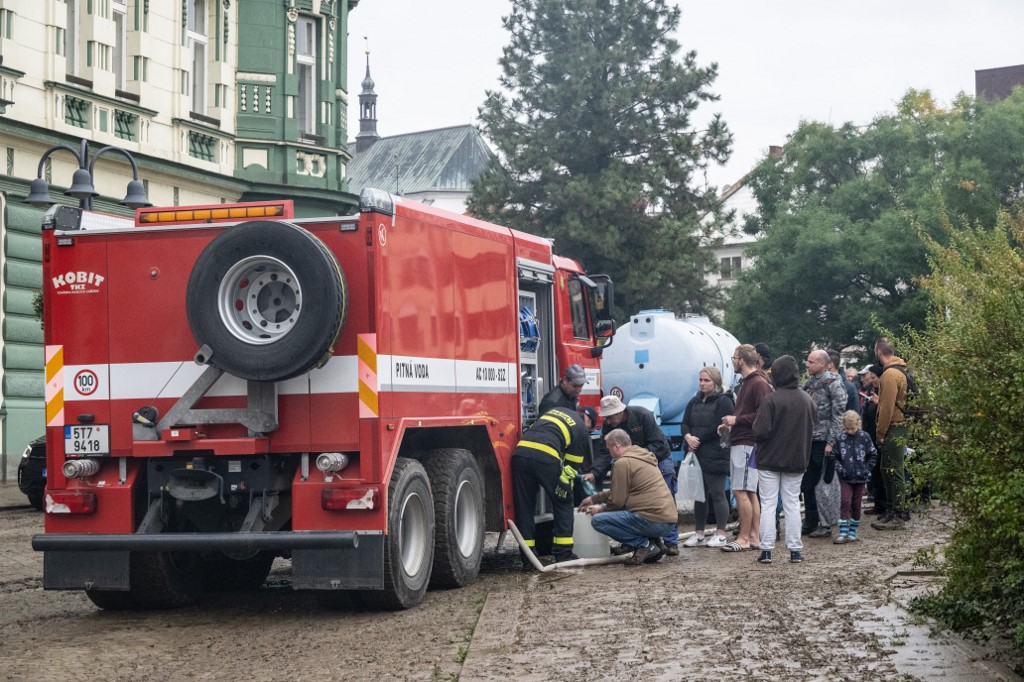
[468,0,732,317]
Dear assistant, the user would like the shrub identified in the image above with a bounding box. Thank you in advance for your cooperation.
[905,209,1024,658]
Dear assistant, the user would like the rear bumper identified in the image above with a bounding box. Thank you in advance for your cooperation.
[35,531,385,592]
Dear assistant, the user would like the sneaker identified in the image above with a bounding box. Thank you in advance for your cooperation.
[664,543,680,556]
[705,534,728,548]
[790,551,804,563]
[682,533,707,548]
[628,543,662,565]
[833,535,848,545]
[610,544,635,556]
[808,526,831,538]
[756,550,772,564]
[800,526,814,537]
[871,516,906,531]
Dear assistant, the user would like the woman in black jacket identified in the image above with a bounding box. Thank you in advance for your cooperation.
[680,367,735,548]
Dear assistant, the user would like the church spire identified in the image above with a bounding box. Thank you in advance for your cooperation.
[356,38,380,153]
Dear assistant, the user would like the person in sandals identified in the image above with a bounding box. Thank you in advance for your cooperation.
[832,410,878,544]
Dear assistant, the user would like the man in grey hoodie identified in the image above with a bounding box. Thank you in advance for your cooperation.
[753,355,816,564]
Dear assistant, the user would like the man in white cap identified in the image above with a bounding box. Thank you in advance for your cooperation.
[538,363,588,415]
[584,395,677,552]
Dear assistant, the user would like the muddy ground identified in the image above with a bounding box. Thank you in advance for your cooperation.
[0,501,1018,682]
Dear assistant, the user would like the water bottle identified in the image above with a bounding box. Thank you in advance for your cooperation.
[578,475,597,497]
[719,426,731,449]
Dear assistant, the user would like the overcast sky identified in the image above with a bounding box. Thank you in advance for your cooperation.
[347,1,1024,187]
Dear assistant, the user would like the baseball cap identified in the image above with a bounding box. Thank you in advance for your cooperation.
[754,342,773,365]
[599,395,626,417]
[857,364,873,375]
[564,364,587,386]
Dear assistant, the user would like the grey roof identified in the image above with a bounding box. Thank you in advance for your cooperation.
[346,125,494,196]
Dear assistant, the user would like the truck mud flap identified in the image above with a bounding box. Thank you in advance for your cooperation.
[292,532,384,590]
[44,551,130,590]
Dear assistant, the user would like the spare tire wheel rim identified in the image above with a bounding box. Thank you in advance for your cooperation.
[218,255,302,345]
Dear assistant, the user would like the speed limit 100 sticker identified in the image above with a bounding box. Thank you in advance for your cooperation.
[74,369,98,396]
[64,365,109,401]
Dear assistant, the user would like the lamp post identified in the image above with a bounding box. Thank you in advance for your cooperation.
[24,138,151,210]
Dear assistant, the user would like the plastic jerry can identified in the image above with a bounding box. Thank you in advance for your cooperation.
[573,511,611,558]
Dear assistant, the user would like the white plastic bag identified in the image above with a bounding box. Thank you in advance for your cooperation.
[676,452,705,503]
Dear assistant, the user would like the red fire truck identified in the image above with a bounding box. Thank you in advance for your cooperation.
[32,190,614,609]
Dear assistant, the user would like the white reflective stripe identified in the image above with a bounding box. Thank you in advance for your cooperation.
[454,359,516,394]
[65,354,514,400]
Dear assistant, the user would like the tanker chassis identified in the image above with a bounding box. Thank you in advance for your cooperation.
[33,189,614,609]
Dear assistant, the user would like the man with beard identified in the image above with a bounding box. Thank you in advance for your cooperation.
[718,344,772,551]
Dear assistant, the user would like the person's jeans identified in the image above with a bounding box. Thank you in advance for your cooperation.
[658,458,679,544]
[801,441,826,528]
[590,510,675,549]
[758,469,803,552]
[880,424,909,516]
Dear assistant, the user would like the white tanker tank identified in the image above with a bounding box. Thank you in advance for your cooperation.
[601,310,741,456]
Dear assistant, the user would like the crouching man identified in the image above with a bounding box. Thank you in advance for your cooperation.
[577,429,678,565]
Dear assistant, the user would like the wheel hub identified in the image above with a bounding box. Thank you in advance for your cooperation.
[218,255,302,345]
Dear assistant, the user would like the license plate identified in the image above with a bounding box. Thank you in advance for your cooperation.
[64,425,109,455]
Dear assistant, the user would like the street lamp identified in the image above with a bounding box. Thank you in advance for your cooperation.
[24,138,151,210]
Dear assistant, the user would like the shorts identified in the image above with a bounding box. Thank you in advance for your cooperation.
[730,444,759,492]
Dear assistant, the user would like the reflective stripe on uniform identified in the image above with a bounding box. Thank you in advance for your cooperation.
[553,536,574,545]
[540,413,572,447]
[519,440,561,461]
[564,453,584,464]
[524,538,536,547]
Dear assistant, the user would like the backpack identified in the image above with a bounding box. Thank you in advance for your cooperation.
[882,365,923,419]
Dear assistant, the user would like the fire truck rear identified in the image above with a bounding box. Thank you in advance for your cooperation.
[33,190,615,609]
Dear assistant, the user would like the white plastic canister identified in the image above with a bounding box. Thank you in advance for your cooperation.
[573,511,611,558]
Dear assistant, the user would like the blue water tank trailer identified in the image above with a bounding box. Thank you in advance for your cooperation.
[601,310,741,459]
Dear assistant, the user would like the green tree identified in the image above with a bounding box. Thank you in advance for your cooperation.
[907,209,1024,654]
[468,0,732,317]
[725,88,1024,358]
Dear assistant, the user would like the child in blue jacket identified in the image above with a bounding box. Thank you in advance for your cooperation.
[833,410,878,543]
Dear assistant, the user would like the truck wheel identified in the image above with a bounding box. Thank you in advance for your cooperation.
[204,551,276,591]
[186,220,348,381]
[359,458,434,610]
[26,492,44,511]
[86,551,207,610]
[424,449,484,589]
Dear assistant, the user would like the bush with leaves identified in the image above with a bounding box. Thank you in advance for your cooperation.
[906,209,1024,657]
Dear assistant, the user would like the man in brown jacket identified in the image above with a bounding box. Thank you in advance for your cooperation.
[871,338,910,531]
[578,429,678,565]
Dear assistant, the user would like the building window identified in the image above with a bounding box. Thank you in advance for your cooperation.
[295,16,316,136]
[0,9,14,39]
[720,256,742,280]
[187,0,208,114]
[65,95,90,128]
[188,130,216,161]
[66,0,80,75]
[114,110,137,141]
[133,56,149,82]
[113,1,127,89]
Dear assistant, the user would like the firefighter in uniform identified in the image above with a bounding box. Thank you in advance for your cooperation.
[512,407,591,568]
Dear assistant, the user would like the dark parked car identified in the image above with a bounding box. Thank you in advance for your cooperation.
[17,435,46,510]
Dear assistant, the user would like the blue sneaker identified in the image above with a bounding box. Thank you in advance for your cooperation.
[790,550,804,563]
[757,550,772,564]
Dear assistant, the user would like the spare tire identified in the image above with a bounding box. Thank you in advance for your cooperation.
[186,220,347,381]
